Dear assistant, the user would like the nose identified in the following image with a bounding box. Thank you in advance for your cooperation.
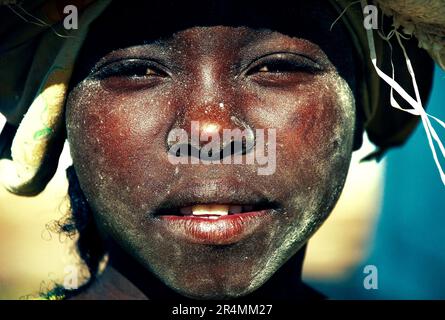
[167,102,255,160]
[166,56,256,160]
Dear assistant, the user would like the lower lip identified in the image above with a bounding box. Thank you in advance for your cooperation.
[155,210,274,245]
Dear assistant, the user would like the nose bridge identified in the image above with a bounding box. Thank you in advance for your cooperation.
[165,31,257,157]
[199,57,221,105]
[167,57,257,158]
[179,57,238,133]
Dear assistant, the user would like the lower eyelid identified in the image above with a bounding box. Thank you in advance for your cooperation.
[256,62,304,73]
[247,71,318,87]
[247,64,321,77]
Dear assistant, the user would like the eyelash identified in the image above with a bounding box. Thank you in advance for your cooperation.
[245,54,322,76]
[91,53,321,81]
[92,59,167,79]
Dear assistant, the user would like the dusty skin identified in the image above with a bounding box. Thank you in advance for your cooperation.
[66,22,356,299]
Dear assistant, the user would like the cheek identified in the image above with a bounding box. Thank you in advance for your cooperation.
[245,75,356,268]
[247,73,355,203]
[282,75,355,220]
[66,82,175,215]
[285,88,351,174]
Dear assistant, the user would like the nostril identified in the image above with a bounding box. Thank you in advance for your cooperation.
[219,137,254,159]
[166,116,256,160]
[170,143,199,158]
[201,146,214,159]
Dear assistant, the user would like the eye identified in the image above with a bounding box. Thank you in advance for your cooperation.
[91,59,169,79]
[245,53,322,76]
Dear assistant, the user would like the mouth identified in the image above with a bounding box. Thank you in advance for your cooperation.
[150,187,280,245]
[154,203,276,218]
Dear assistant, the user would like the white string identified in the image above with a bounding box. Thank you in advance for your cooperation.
[330,0,361,31]
[361,0,445,185]
[7,4,72,39]
[0,113,6,133]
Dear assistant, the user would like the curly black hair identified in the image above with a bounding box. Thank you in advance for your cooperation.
[45,166,106,299]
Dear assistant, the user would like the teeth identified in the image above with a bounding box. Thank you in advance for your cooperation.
[192,204,229,217]
[178,204,251,218]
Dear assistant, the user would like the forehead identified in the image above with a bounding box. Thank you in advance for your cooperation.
[98,27,321,63]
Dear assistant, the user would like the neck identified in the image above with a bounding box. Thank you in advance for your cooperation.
[104,241,311,300]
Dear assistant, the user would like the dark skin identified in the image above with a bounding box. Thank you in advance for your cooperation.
[66,2,357,299]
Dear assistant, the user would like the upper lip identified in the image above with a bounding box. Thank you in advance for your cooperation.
[149,178,281,216]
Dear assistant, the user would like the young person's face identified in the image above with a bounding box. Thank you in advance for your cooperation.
[66,2,356,299]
